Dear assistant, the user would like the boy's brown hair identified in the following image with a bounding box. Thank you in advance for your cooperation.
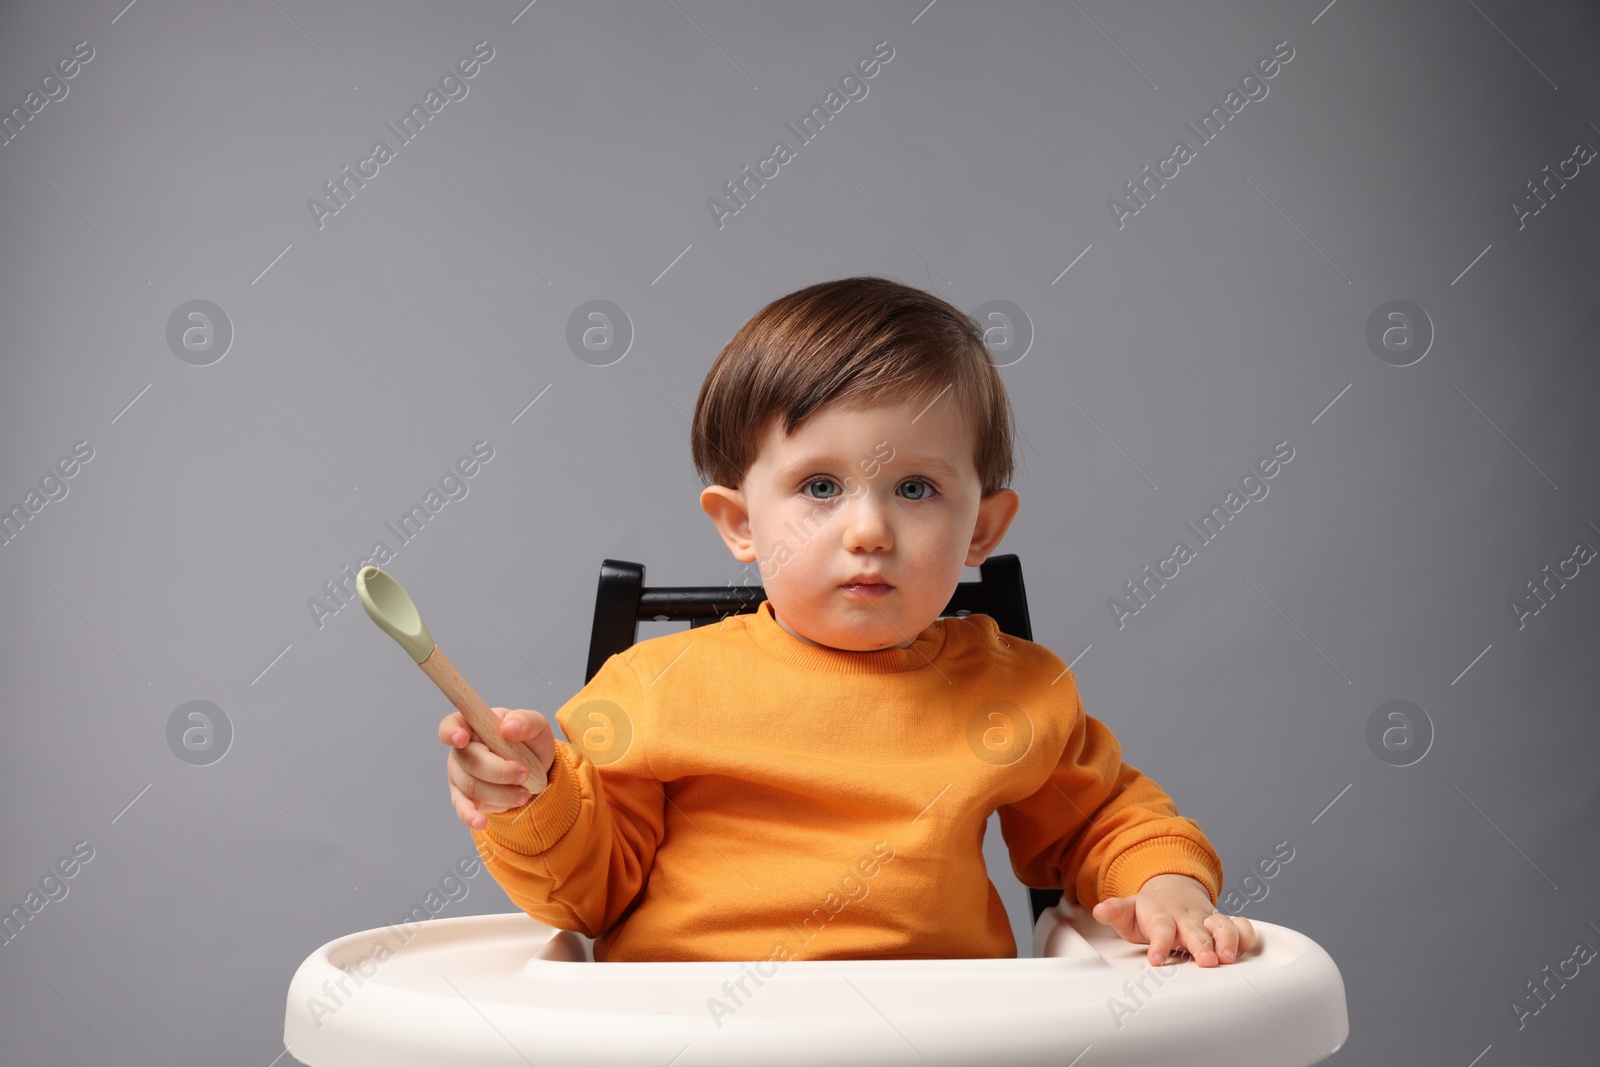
[690,276,1018,495]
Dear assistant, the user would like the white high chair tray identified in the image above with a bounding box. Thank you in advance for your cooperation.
[284,900,1347,1066]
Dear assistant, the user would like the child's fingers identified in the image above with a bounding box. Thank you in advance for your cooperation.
[437,710,471,747]
[454,737,533,788]
[493,708,556,776]
[447,750,533,812]
[495,707,540,741]
[1229,915,1257,957]
[449,787,488,830]
[1091,897,1141,943]
[441,709,545,829]
[1195,913,1256,964]
[1180,914,1219,966]
[1143,912,1180,964]
[439,706,519,748]
[1206,913,1240,962]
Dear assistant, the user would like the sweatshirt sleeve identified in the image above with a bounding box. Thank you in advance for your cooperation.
[469,653,664,939]
[997,677,1223,909]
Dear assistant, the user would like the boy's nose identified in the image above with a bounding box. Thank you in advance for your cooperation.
[839,498,893,551]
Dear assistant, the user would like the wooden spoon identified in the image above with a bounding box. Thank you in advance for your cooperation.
[355,565,548,793]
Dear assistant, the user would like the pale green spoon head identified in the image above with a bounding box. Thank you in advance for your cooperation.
[356,566,436,664]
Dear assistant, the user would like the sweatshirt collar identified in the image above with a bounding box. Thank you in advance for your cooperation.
[743,598,949,674]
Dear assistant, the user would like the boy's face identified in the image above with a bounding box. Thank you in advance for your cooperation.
[700,392,1019,653]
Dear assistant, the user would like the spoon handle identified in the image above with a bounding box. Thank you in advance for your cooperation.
[419,645,550,793]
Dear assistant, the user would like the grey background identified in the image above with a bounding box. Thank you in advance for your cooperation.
[2,0,1597,1063]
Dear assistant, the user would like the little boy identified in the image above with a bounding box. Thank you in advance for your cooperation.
[440,276,1255,967]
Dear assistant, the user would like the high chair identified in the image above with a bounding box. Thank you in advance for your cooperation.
[285,555,1349,1065]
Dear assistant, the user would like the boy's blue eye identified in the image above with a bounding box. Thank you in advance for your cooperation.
[801,477,939,501]
[803,478,839,500]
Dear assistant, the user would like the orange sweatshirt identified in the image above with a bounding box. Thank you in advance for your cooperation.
[473,598,1222,962]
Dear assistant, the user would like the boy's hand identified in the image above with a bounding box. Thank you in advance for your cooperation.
[440,706,555,831]
[1091,873,1256,967]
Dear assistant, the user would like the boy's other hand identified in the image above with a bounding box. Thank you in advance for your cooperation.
[1091,873,1256,967]
[439,706,556,831]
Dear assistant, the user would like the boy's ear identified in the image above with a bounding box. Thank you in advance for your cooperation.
[965,488,1020,567]
[700,485,758,564]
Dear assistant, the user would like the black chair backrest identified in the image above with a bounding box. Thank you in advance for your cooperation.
[583,552,1063,927]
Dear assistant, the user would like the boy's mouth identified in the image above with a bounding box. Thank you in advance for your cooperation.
[841,575,893,597]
